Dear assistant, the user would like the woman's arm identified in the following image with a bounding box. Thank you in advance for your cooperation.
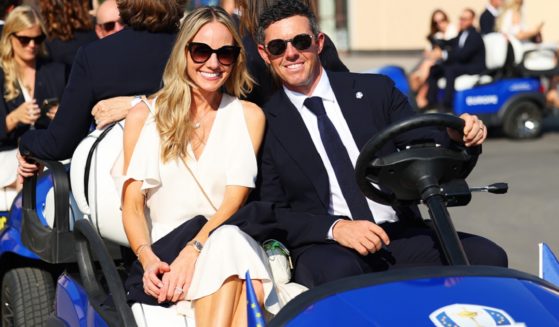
[121,102,169,299]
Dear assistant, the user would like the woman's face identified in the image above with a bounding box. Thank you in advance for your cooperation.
[433,12,448,32]
[10,24,43,64]
[186,21,237,94]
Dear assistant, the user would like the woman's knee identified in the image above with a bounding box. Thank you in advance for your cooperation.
[460,233,508,267]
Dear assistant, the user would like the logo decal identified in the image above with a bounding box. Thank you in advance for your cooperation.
[430,304,525,327]
[465,95,498,106]
[0,216,6,230]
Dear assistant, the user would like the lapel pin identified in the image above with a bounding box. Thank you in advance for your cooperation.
[355,91,363,99]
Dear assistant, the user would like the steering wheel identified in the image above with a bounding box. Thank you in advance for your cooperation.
[355,114,480,206]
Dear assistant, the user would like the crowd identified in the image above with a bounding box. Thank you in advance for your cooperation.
[411,0,558,112]
[2,0,507,325]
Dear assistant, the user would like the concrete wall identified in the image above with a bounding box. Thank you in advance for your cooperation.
[343,0,558,51]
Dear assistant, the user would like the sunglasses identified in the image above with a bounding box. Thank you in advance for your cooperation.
[265,33,314,56]
[99,19,122,32]
[13,34,46,46]
[187,42,241,66]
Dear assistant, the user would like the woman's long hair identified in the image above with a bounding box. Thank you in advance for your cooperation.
[496,0,523,33]
[39,0,93,41]
[428,9,448,39]
[0,5,47,101]
[154,6,253,163]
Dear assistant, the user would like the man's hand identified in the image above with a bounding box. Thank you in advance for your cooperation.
[91,96,135,129]
[332,220,390,256]
[16,150,42,184]
[429,47,443,60]
[447,113,487,147]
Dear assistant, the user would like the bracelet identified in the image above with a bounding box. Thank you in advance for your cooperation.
[187,240,203,253]
[135,243,151,259]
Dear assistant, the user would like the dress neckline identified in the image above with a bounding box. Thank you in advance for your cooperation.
[187,94,228,163]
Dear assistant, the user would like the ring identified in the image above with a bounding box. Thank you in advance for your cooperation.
[175,286,183,294]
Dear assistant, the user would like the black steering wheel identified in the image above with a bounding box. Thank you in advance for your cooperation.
[355,114,480,206]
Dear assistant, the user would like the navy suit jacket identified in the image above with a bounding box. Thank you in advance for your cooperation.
[480,9,496,35]
[19,28,176,160]
[244,72,449,253]
[443,27,486,74]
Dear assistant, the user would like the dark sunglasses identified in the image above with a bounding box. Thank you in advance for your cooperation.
[13,34,46,46]
[99,19,122,32]
[187,42,241,66]
[265,33,314,56]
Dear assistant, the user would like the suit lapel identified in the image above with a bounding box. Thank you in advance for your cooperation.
[329,72,376,150]
[266,92,330,209]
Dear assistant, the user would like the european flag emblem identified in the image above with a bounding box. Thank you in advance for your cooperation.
[484,308,512,325]
[539,242,559,287]
[246,271,266,327]
[435,312,459,327]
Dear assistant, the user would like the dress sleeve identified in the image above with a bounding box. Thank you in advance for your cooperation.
[112,116,162,197]
[225,105,257,188]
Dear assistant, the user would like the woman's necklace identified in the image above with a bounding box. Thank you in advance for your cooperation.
[193,109,212,129]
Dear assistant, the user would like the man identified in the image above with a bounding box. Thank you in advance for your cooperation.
[426,8,486,112]
[0,0,21,34]
[480,0,502,35]
[17,0,185,176]
[252,0,506,288]
[95,0,124,39]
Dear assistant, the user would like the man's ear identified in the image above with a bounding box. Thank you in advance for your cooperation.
[257,43,271,65]
[316,32,325,55]
[95,25,104,39]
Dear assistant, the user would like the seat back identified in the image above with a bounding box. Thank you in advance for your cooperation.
[483,33,509,70]
[70,122,129,245]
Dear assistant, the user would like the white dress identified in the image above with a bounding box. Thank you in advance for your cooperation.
[122,94,280,316]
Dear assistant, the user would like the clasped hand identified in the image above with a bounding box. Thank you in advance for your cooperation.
[332,219,390,256]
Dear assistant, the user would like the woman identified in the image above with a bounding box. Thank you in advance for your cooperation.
[497,0,543,43]
[119,6,278,325]
[235,0,349,106]
[0,5,65,209]
[39,0,97,70]
[410,9,457,106]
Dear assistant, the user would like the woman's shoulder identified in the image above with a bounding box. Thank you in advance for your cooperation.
[239,99,265,124]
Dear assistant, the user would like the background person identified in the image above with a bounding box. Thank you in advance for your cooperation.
[480,0,503,35]
[17,0,185,179]
[248,0,506,288]
[38,0,97,71]
[0,5,65,209]
[0,0,22,34]
[497,0,543,43]
[95,0,124,39]
[119,6,278,325]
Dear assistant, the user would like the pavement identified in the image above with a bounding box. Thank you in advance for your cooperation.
[340,52,559,275]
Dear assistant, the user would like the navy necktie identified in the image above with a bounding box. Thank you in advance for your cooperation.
[304,96,374,221]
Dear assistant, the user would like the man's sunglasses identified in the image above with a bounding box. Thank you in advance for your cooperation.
[99,19,122,32]
[187,42,241,66]
[265,33,314,56]
[13,34,46,46]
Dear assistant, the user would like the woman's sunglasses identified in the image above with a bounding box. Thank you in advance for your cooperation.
[187,42,241,66]
[13,34,46,46]
[265,33,314,56]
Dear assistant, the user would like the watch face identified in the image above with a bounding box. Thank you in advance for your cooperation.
[193,240,203,252]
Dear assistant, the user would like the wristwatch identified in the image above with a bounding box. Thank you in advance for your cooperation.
[189,240,203,253]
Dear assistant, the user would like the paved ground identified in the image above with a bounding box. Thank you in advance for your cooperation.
[341,52,559,275]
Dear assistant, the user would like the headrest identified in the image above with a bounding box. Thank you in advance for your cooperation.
[70,122,129,246]
[483,33,508,70]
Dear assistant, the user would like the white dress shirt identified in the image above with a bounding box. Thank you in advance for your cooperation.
[283,69,398,232]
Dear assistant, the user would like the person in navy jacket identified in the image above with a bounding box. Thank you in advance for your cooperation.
[235,0,507,288]
[17,0,186,177]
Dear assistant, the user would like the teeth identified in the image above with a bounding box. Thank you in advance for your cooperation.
[200,71,221,78]
[286,63,303,70]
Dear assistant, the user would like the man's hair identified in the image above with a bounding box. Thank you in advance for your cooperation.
[117,0,187,33]
[0,0,21,20]
[256,0,319,45]
[464,8,476,19]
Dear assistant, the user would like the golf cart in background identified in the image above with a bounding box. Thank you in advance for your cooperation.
[369,33,559,139]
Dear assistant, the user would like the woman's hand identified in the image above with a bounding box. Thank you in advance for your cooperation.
[142,258,170,299]
[158,246,199,303]
[46,105,58,120]
[13,100,40,125]
[92,96,135,129]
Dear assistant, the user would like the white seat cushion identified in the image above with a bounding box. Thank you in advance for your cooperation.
[70,123,128,245]
[483,33,508,70]
[131,303,193,327]
[437,75,493,91]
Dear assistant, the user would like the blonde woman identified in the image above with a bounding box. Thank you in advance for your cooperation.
[0,6,64,209]
[119,6,278,325]
[497,0,543,42]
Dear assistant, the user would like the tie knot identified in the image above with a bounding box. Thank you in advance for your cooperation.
[304,97,326,117]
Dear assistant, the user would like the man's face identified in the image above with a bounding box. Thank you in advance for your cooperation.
[459,11,474,31]
[95,0,124,39]
[257,15,324,96]
[491,0,503,8]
